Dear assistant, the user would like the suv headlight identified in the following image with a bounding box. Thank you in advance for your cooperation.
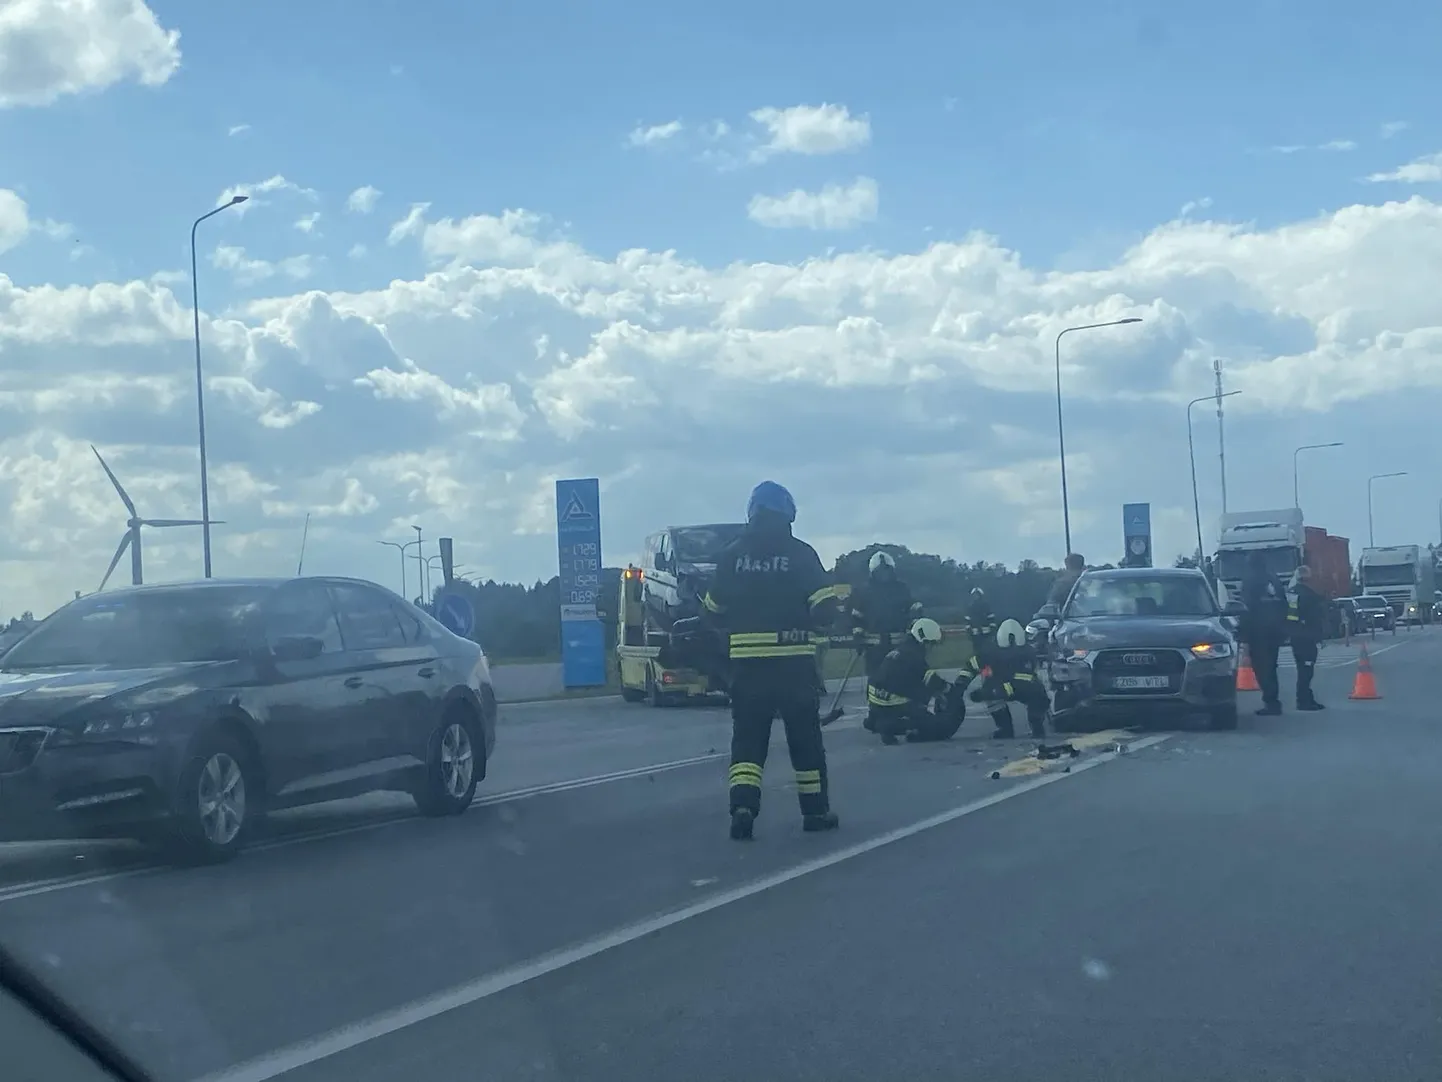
[1190,642,1233,659]
[80,711,156,737]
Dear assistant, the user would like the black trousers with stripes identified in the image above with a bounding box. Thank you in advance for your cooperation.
[727,658,830,818]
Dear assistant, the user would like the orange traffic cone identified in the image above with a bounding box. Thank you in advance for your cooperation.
[1348,643,1381,700]
[1236,645,1260,692]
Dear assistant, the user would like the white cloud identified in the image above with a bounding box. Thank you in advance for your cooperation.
[749,103,871,160]
[386,203,431,245]
[0,189,30,253]
[627,120,683,147]
[6,189,1442,616]
[1380,121,1408,139]
[294,213,321,235]
[210,245,317,285]
[0,0,180,108]
[1366,152,1442,183]
[348,243,367,259]
[228,123,251,137]
[217,175,319,210]
[747,177,879,230]
[1319,139,1356,152]
[346,185,381,214]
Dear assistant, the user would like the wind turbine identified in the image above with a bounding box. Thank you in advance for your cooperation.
[92,446,223,590]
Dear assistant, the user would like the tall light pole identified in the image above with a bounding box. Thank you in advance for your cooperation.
[1055,317,1143,554]
[191,193,248,578]
[378,540,410,599]
[412,524,426,603]
[1292,442,1343,509]
[1367,472,1406,547]
[1189,391,1241,569]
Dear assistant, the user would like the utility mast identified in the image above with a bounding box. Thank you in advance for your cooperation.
[1214,359,1229,513]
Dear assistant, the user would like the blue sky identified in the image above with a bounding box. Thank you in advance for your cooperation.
[1,0,1441,613]
[7,0,1439,288]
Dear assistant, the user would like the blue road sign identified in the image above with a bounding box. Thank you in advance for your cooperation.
[1122,502,1153,568]
[435,589,474,638]
[556,478,606,688]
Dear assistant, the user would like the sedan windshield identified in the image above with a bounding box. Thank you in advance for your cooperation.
[1067,576,1218,618]
[1,587,268,670]
[1353,597,1388,610]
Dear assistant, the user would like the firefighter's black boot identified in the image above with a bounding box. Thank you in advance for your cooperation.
[729,808,755,841]
[989,704,1015,739]
[803,811,839,832]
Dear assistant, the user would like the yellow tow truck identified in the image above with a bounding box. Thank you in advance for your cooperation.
[615,564,853,708]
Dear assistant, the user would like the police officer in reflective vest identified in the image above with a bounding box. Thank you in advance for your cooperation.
[702,482,842,840]
[970,618,1049,739]
[1285,564,1327,711]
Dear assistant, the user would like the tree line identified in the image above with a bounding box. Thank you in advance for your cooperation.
[436,546,1070,661]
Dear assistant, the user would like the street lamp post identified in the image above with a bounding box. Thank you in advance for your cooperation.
[378,541,411,599]
[1367,472,1407,547]
[1055,317,1144,554]
[1188,391,1242,569]
[412,525,426,602]
[1292,442,1344,509]
[191,194,249,578]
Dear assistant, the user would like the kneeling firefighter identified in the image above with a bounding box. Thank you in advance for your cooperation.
[850,551,923,730]
[865,618,967,745]
[970,617,1048,739]
[701,481,842,841]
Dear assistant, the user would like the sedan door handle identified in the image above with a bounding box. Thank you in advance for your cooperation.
[417,667,436,679]
[343,676,364,689]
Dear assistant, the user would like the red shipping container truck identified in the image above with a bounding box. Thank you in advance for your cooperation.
[1304,526,1351,601]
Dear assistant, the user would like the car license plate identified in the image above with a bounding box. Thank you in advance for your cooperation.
[1109,675,1170,690]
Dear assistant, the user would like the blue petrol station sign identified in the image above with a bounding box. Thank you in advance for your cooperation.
[555,478,607,688]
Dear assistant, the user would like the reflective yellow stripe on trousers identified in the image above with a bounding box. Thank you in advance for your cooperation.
[728,631,818,659]
[794,769,822,795]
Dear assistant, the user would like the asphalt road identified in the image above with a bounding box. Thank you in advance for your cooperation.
[0,629,1438,1081]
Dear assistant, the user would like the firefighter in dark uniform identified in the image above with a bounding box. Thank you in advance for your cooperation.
[701,481,842,841]
[970,617,1049,739]
[849,552,922,709]
[1286,564,1327,711]
[865,618,967,745]
[948,586,999,703]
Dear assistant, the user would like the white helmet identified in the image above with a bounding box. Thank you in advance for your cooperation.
[868,551,896,574]
[908,617,943,645]
[996,618,1025,648]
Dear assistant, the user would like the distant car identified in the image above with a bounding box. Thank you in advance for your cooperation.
[1342,594,1394,632]
[0,577,497,862]
[1037,567,1241,732]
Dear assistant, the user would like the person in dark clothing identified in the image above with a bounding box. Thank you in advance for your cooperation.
[1239,550,1289,715]
[864,618,966,745]
[970,618,1048,739]
[1046,553,1087,608]
[849,551,922,731]
[702,481,842,841]
[1286,564,1327,711]
[949,586,1000,702]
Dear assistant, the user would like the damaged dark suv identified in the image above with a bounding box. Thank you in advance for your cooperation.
[1037,567,1243,732]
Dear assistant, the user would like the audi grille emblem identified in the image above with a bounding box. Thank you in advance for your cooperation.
[1121,652,1156,666]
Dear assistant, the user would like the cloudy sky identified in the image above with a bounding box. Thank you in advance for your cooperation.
[2,0,1441,616]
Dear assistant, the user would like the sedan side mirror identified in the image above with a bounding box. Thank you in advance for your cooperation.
[269,635,325,662]
[1223,600,1247,617]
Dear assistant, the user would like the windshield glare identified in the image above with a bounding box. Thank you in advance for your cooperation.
[672,524,746,563]
[1,588,267,669]
[1361,566,1416,587]
[1066,576,1218,618]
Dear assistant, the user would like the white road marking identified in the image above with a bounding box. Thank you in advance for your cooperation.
[0,753,727,905]
[197,733,1172,1082]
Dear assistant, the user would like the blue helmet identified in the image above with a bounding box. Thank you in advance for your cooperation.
[746,481,796,524]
